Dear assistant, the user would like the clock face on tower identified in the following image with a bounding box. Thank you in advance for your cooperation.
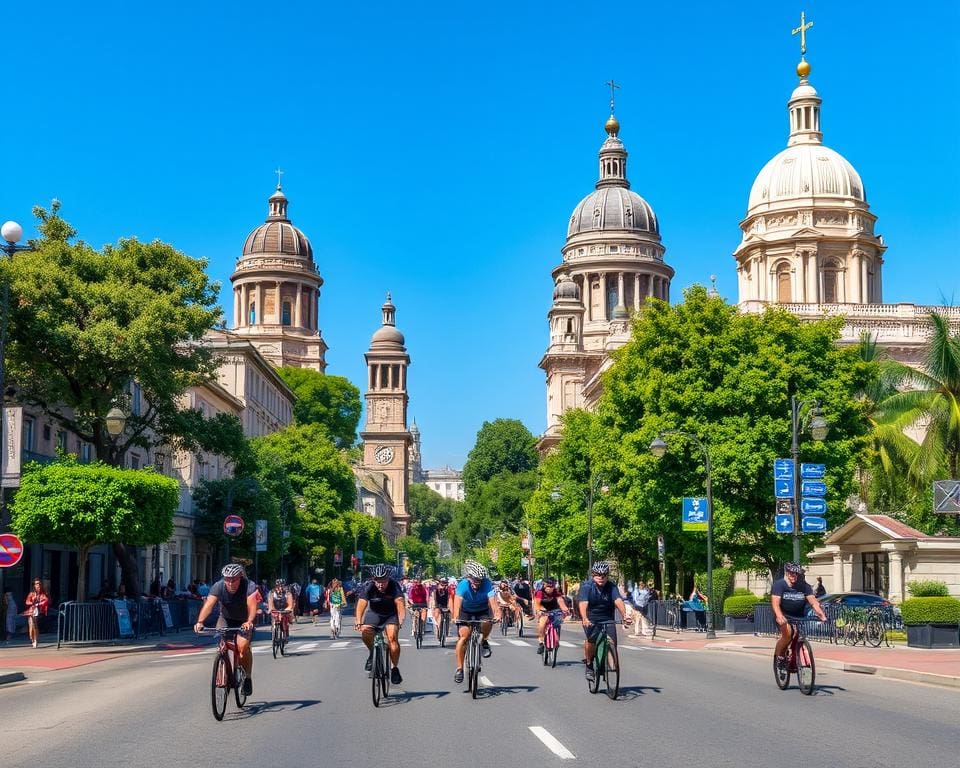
[374,445,395,465]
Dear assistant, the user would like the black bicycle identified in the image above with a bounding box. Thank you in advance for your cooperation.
[370,626,392,707]
[436,609,450,647]
[411,606,427,649]
[462,618,498,699]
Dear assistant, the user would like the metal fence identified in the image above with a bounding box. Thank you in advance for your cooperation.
[752,603,902,644]
[57,597,203,648]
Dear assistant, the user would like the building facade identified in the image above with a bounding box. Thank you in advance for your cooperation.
[421,466,464,502]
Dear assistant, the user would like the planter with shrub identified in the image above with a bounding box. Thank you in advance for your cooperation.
[901,581,960,648]
[723,593,760,633]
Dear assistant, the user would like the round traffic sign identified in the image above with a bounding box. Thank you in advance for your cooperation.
[0,533,24,568]
[223,515,245,537]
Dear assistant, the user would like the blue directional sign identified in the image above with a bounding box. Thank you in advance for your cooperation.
[775,514,794,533]
[801,516,828,533]
[800,480,827,497]
[800,498,827,516]
[682,497,709,531]
[801,463,826,480]
[774,459,794,480]
[775,478,795,498]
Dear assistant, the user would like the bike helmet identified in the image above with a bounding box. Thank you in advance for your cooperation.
[543,577,557,588]
[784,562,805,576]
[591,560,610,576]
[222,563,244,578]
[274,578,285,588]
[370,563,393,579]
[463,560,487,580]
[437,576,448,584]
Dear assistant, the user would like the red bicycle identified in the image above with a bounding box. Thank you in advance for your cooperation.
[774,618,817,695]
[201,628,250,720]
[540,609,566,668]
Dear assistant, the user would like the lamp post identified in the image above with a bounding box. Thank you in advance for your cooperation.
[650,430,716,639]
[0,221,33,495]
[789,396,830,561]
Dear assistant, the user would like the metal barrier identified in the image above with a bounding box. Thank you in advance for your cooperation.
[57,601,121,648]
[57,598,204,647]
[751,603,900,644]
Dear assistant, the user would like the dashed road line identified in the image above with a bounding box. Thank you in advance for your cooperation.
[329,641,351,648]
[479,675,494,687]
[508,639,529,647]
[559,640,577,648]
[529,726,576,760]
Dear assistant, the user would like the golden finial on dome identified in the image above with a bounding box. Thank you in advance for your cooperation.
[791,11,814,79]
[796,58,811,78]
[605,114,620,136]
[604,79,621,135]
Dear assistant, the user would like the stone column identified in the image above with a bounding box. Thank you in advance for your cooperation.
[617,272,624,306]
[634,274,641,310]
[294,282,303,328]
[584,275,592,321]
[599,273,608,321]
[806,251,818,303]
[887,549,905,603]
[861,257,870,303]
[275,281,283,323]
[832,552,844,593]
[849,252,861,303]
[256,284,264,326]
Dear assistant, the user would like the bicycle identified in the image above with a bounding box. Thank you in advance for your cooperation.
[462,618,498,699]
[329,603,342,639]
[541,609,565,668]
[202,627,249,721]
[774,618,818,695]
[271,609,292,658]
[499,605,514,636]
[370,626,392,707]
[411,606,427,649]
[587,620,622,700]
[436,609,450,647]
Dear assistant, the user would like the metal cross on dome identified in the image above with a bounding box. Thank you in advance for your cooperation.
[274,167,284,189]
[605,79,620,114]
[792,11,814,55]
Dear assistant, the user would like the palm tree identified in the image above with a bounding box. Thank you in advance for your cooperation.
[875,312,960,484]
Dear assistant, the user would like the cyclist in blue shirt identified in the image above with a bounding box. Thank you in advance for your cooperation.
[305,578,322,625]
[452,560,499,684]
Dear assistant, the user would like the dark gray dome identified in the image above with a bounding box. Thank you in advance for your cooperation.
[568,187,659,238]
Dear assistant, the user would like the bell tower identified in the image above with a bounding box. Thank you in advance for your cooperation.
[360,293,412,536]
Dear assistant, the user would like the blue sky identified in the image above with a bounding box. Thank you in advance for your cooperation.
[2,2,958,468]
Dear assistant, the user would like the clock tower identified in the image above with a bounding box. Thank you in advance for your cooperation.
[360,293,412,536]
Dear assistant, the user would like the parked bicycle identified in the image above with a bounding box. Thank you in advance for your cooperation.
[370,626,392,707]
[541,609,565,668]
[774,618,818,695]
[201,628,249,720]
[587,620,621,700]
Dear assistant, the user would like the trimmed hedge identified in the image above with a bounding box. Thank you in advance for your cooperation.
[732,587,754,597]
[906,580,949,598]
[723,594,760,618]
[901,597,960,625]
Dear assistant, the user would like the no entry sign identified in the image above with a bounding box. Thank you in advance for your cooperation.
[0,533,24,568]
[223,515,244,537]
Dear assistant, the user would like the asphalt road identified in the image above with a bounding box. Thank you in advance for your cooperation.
[2,619,956,768]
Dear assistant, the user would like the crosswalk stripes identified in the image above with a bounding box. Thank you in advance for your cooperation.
[508,639,529,647]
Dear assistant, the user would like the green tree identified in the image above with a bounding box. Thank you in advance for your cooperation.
[2,202,228,595]
[448,470,537,555]
[461,418,538,498]
[408,484,459,543]
[10,460,179,600]
[276,367,362,448]
[395,534,437,576]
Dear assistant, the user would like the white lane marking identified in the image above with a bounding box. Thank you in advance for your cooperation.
[529,726,576,760]
[329,641,351,648]
[559,640,576,648]
[508,639,529,647]
[253,647,271,654]
[480,675,494,687]
[295,643,318,651]
[399,639,411,646]
[26,680,49,684]
[153,650,213,661]
[487,640,501,646]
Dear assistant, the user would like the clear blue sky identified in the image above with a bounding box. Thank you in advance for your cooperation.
[3,2,958,468]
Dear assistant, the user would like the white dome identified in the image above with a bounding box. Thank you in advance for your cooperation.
[747,143,865,212]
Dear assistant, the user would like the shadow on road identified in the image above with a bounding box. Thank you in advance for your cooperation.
[375,689,452,707]
[226,698,323,718]
[474,684,539,699]
[611,685,663,700]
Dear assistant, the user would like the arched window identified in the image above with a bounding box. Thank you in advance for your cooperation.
[776,262,792,303]
[249,302,257,325]
[565,318,573,335]
[281,301,291,326]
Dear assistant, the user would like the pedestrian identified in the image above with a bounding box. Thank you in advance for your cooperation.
[2,589,16,643]
[814,576,826,598]
[630,581,652,637]
[306,578,322,624]
[23,578,49,648]
[290,581,302,622]
[688,587,708,632]
[198,579,210,599]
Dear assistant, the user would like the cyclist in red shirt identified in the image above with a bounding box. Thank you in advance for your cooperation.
[407,576,429,636]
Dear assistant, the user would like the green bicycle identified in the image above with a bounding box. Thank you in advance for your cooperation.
[587,620,621,700]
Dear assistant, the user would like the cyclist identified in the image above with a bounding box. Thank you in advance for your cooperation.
[772,562,826,670]
[268,578,295,641]
[578,561,631,681]
[194,563,260,696]
[355,564,406,685]
[512,575,534,618]
[431,576,453,635]
[534,577,570,654]
[326,578,346,637]
[305,578,323,625]
[495,579,522,628]
[452,560,498,684]
[407,576,429,638]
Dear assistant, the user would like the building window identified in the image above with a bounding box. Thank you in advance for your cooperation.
[80,443,93,463]
[249,302,257,325]
[130,453,141,470]
[776,263,792,303]
[281,301,291,326]
[132,382,142,416]
[42,424,51,442]
[23,418,35,451]
[56,430,68,453]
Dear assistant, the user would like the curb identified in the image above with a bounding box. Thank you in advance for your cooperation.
[704,644,960,689]
[0,672,27,686]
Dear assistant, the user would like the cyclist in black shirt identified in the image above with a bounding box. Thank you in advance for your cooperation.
[772,562,826,667]
[577,561,631,681]
[355,564,406,685]
[194,563,260,695]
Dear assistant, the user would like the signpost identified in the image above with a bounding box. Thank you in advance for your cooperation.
[800,498,827,516]
[0,533,24,568]
[223,515,244,537]
[800,463,826,479]
[254,520,268,552]
[801,516,827,532]
[800,480,827,497]
[682,497,709,531]
[774,459,830,539]
[933,480,960,514]
[775,514,794,533]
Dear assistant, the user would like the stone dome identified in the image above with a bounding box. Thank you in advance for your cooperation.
[568,187,659,237]
[371,324,405,347]
[242,186,314,260]
[747,143,865,211]
[553,274,580,301]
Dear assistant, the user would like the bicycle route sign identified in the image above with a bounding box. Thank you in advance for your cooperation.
[0,533,24,568]
[223,514,244,537]
[775,514,794,533]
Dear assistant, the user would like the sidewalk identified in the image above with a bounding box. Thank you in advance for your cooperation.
[626,629,960,689]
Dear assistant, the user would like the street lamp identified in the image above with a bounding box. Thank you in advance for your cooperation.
[105,406,127,436]
[650,429,716,639]
[0,221,33,492]
[790,397,830,561]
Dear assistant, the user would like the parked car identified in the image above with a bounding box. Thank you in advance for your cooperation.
[808,592,900,620]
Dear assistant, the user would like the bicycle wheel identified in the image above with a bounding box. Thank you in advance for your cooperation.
[280,625,287,656]
[415,616,423,649]
[272,624,280,659]
[211,654,228,721]
[469,634,481,699]
[605,643,620,700]
[865,618,883,648]
[500,614,509,636]
[518,611,524,637]
[234,662,248,708]
[440,614,448,647]
[796,639,816,695]
[773,651,790,690]
[371,646,383,707]
[380,645,391,697]
[844,621,861,646]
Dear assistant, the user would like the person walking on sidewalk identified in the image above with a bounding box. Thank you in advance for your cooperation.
[3,589,16,643]
[630,581,652,637]
[23,579,49,648]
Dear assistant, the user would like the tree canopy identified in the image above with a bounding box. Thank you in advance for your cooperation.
[275,367,361,448]
[408,483,459,543]
[461,418,538,497]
